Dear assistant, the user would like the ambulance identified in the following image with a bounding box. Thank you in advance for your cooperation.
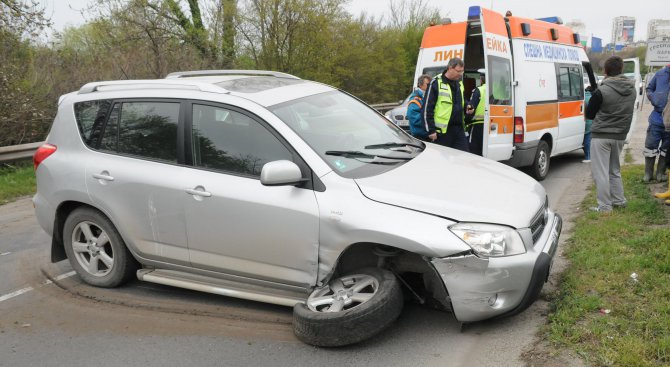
[414,6,598,180]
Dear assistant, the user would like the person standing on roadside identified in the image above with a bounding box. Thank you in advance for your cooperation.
[643,64,670,182]
[582,86,594,163]
[423,58,470,152]
[465,69,486,156]
[407,74,432,141]
[585,56,637,213]
[654,90,670,204]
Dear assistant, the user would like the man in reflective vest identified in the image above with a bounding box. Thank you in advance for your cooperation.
[423,58,470,152]
[465,69,486,156]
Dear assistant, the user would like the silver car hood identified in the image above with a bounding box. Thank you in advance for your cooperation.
[354,144,546,229]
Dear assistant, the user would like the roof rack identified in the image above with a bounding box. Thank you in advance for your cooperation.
[78,80,229,94]
[165,70,301,80]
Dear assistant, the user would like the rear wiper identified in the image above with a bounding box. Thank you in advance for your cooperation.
[325,150,412,161]
[364,142,424,150]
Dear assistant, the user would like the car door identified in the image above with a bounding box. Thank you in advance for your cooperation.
[182,102,320,287]
[478,7,515,160]
[85,99,191,266]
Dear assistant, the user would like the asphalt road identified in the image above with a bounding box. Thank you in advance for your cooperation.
[8,102,644,367]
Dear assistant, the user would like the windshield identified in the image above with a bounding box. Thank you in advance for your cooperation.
[269,90,423,178]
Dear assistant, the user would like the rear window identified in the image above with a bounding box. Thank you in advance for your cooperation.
[73,100,112,148]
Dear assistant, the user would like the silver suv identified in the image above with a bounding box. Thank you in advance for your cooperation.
[33,70,562,347]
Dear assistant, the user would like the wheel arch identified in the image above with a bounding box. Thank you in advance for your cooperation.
[326,242,451,312]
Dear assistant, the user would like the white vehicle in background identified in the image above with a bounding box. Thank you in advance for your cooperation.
[622,57,642,143]
[384,94,411,130]
[412,6,597,180]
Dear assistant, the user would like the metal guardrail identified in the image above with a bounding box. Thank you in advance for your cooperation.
[0,141,44,164]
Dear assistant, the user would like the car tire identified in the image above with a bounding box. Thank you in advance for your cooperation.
[293,267,403,347]
[530,140,550,181]
[62,207,138,288]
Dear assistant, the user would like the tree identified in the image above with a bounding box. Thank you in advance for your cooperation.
[0,0,50,36]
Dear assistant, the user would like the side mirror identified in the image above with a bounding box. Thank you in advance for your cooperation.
[260,160,306,186]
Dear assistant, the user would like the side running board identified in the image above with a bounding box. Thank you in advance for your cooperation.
[137,269,307,307]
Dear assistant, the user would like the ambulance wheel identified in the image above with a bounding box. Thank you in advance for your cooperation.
[530,140,550,181]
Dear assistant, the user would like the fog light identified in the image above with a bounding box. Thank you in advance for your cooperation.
[488,293,498,306]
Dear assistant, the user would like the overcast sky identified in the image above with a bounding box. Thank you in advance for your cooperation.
[41,0,667,43]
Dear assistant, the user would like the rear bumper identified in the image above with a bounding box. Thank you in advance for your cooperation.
[502,141,538,168]
[431,212,562,322]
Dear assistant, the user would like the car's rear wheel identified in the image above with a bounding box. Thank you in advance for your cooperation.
[63,207,138,287]
[293,268,403,347]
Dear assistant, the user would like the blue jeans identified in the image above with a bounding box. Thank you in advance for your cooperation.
[583,132,591,160]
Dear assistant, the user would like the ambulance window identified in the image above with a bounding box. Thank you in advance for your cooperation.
[487,56,512,106]
[556,64,584,101]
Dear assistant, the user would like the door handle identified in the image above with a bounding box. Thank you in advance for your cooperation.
[92,172,114,182]
[185,187,212,197]
[503,108,509,113]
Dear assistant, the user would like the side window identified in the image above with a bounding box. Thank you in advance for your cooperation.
[487,56,512,105]
[100,101,179,162]
[191,104,293,176]
[100,104,119,151]
[556,64,584,101]
[73,100,112,148]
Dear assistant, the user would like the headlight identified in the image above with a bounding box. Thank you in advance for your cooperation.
[449,223,526,257]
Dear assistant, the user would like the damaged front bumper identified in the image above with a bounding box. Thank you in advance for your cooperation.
[431,211,562,323]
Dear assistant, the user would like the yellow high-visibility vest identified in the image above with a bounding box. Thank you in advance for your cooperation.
[434,76,465,134]
[471,84,486,125]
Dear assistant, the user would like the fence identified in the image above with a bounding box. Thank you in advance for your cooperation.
[0,141,44,164]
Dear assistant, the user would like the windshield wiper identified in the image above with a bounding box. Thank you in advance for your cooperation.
[325,150,412,161]
[364,142,424,150]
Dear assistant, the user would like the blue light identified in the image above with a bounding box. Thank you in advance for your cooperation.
[536,16,563,25]
[468,6,481,19]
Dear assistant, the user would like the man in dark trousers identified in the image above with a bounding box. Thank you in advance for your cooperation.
[423,58,469,152]
[465,69,486,156]
[585,56,637,213]
[643,64,670,182]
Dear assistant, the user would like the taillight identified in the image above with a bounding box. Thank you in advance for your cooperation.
[513,117,524,144]
[33,144,57,170]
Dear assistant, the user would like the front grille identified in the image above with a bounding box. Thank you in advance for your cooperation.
[529,198,549,244]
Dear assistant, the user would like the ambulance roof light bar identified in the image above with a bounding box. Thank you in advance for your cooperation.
[536,16,563,25]
[467,6,480,19]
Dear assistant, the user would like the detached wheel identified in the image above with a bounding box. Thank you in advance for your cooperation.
[293,268,403,347]
[63,207,138,288]
[530,140,550,181]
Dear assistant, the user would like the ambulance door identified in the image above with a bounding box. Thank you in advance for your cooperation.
[476,6,514,160]
[414,22,467,84]
[623,57,641,143]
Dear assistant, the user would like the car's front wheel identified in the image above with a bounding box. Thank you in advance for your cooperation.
[63,207,138,288]
[293,268,403,347]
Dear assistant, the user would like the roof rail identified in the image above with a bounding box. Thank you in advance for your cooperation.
[165,70,301,80]
[78,80,229,94]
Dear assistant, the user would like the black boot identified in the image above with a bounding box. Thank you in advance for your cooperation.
[644,157,656,183]
[657,156,668,182]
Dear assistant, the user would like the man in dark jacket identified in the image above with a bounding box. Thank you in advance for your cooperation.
[407,74,432,140]
[585,56,637,213]
[643,65,670,182]
[423,58,469,151]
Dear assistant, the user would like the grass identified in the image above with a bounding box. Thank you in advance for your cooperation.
[547,164,670,366]
[0,163,36,205]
